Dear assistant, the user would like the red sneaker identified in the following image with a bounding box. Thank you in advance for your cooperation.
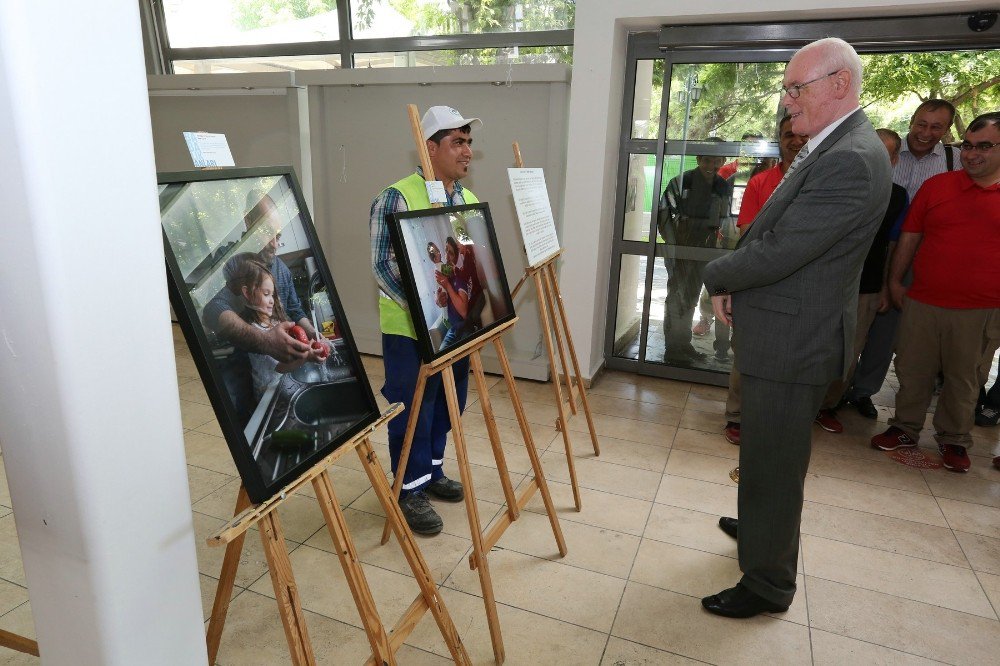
[871,426,917,451]
[724,422,740,445]
[939,444,970,473]
[814,409,844,433]
[692,317,712,336]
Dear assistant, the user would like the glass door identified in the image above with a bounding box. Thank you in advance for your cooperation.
[608,35,789,384]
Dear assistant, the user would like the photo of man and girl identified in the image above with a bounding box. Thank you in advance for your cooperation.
[160,171,379,502]
[393,204,515,360]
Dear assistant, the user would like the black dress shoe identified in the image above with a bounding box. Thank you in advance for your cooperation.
[718,517,738,540]
[701,583,789,618]
[424,476,464,502]
[851,396,878,419]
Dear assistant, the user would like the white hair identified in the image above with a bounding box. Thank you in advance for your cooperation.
[797,37,863,97]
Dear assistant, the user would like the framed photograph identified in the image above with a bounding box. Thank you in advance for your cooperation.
[389,203,516,363]
[159,166,380,503]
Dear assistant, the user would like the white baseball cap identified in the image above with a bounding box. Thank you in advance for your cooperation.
[421,105,482,140]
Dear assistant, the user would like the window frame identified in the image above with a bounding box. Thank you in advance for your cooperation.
[146,0,574,73]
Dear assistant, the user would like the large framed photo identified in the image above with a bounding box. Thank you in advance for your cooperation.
[389,203,516,363]
[159,166,380,503]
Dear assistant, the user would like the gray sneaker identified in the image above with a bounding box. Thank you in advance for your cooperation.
[425,476,464,502]
[397,491,443,535]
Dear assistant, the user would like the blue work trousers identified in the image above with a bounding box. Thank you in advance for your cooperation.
[381,334,469,496]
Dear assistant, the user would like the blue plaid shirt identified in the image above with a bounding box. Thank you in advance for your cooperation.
[370,168,470,308]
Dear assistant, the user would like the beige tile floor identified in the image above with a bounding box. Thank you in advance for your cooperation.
[0,327,998,664]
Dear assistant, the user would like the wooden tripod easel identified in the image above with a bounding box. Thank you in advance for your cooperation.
[205,405,471,665]
[508,141,601,511]
[375,105,568,664]
[378,319,566,665]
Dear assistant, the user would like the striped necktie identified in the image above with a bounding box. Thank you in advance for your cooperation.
[772,144,810,195]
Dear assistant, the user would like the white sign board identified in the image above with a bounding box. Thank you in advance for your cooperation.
[182,131,236,168]
[507,168,561,267]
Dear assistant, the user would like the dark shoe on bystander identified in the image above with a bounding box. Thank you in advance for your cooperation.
[814,409,844,433]
[871,426,918,451]
[425,476,464,502]
[975,405,1000,427]
[850,395,879,419]
[724,422,741,445]
[939,444,971,473]
[398,491,443,535]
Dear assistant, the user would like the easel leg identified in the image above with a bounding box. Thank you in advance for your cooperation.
[313,471,396,666]
[493,338,567,558]
[381,365,430,545]
[545,263,601,457]
[442,365,505,664]
[358,439,472,665]
[532,271,582,512]
[206,485,252,665]
[470,351,519,521]
[259,511,316,666]
[541,266,577,415]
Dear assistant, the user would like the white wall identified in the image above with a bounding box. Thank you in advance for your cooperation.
[563,0,985,378]
[147,65,572,380]
[0,2,206,663]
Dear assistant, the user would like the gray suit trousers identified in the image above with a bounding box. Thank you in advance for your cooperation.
[738,375,827,606]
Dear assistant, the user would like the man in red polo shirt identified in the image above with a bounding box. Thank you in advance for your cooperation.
[872,112,1000,472]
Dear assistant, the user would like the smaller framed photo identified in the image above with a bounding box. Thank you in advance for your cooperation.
[389,203,517,363]
[159,166,381,503]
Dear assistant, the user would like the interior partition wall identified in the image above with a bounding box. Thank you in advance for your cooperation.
[605,13,1000,387]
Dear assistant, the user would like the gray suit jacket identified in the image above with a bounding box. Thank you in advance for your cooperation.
[702,109,892,386]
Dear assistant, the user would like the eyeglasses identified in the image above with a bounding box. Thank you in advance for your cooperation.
[959,141,1000,153]
[781,71,841,99]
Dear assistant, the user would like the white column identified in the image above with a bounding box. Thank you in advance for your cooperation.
[0,3,206,664]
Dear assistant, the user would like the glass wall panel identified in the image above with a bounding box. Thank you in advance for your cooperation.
[612,254,646,360]
[163,0,339,48]
[631,59,664,139]
[174,55,342,74]
[665,62,784,142]
[353,46,570,68]
[351,0,574,39]
[621,153,656,243]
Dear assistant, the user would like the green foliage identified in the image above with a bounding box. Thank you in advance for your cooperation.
[861,51,1000,137]
[353,0,574,34]
[234,0,337,31]
[647,50,999,142]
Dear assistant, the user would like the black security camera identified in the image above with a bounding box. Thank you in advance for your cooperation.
[968,11,998,32]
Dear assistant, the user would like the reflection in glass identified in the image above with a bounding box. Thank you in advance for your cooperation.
[612,255,646,360]
[163,0,339,48]
[665,62,784,141]
[351,1,574,38]
[631,59,664,139]
[173,55,342,73]
[650,148,735,372]
[643,256,732,372]
[622,153,657,242]
[353,46,570,68]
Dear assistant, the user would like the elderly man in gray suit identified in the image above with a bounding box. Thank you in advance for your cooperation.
[700,37,892,618]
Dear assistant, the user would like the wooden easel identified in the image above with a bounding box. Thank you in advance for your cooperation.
[0,630,38,658]
[508,141,601,511]
[205,405,471,666]
[376,105,568,665]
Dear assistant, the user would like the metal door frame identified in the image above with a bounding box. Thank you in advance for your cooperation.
[604,13,1000,385]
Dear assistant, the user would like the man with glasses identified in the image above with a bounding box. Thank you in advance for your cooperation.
[843,100,962,419]
[700,38,891,618]
[871,112,1000,473]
